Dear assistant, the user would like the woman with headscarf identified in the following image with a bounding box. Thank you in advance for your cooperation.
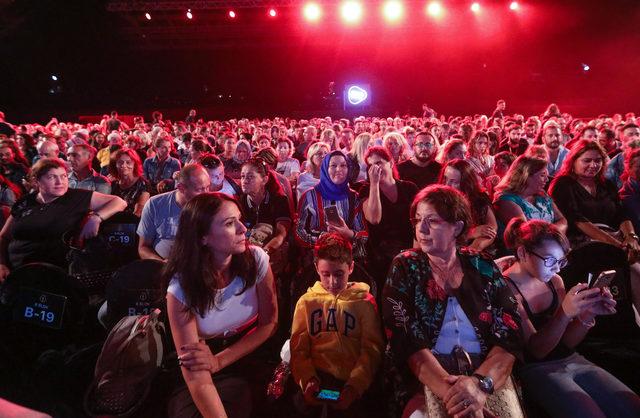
[295,150,366,251]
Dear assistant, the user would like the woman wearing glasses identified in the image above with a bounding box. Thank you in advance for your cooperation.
[382,185,524,418]
[502,219,640,417]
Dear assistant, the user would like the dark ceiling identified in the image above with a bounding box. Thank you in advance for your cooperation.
[1,0,640,122]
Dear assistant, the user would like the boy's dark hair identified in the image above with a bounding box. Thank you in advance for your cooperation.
[314,232,353,265]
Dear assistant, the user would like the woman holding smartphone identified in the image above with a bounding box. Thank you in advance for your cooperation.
[295,151,367,299]
[295,150,366,251]
[502,218,640,417]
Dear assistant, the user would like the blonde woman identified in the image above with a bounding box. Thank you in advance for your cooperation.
[349,133,373,182]
[320,128,338,151]
[296,142,330,200]
[383,132,410,165]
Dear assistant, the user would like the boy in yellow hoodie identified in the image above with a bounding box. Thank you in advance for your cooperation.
[290,232,384,416]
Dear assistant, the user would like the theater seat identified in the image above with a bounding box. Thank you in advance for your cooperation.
[0,263,89,363]
[103,259,165,330]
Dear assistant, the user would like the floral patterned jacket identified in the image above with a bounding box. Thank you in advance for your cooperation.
[381,247,524,414]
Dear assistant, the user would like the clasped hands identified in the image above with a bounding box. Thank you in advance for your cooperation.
[178,340,221,373]
[439,375,488,418]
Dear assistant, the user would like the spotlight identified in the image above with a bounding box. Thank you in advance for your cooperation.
[303,3,322,21]
[186,9,193,19]
[51,75,58,81]
[229,10,236,18]
[509,1,519,11]
[582,63,590,72]
[268,8,277,17]
[382,0,404,22]
[427,2,443,18]
[471,2,480,13]
[341,1,363,24]
[144,12,151,20]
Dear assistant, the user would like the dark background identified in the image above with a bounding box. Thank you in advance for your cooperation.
[1,0,639,123]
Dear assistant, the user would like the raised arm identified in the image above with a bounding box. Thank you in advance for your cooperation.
[468,206,498,252]
[362,166,382,225]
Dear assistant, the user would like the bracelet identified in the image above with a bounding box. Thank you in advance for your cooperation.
[578,316,596,329]
[88,211,104,222]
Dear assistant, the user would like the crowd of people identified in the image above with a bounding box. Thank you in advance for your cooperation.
[1,101,640,417]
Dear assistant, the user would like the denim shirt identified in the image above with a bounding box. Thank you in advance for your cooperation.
[605,152,624,189]
[143,156,181,185]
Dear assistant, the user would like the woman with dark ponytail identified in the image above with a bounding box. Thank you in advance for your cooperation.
[502,218,640,417]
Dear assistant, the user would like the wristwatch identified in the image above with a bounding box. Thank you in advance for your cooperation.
[472,373,494,395]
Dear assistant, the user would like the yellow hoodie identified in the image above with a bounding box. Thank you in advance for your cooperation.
[290,281,384,396]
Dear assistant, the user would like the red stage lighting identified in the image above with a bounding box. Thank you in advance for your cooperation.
[471,2,480,13]
[269,8,277,17]
[341,1,363,24]
[144,12,151,20]
[229,10,237,18]
[427,2,443,18]
[186,9,193,19]
[382,0,404,23]
[509,1,519,11]
[303,3,322,22]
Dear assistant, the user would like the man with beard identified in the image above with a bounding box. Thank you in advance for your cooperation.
[498,124,529,155]
[523,121,538,144]
[541,120,569,178]
[396,131,441,189]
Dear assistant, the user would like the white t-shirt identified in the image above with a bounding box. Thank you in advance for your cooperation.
[167,246,269,339]
[276,158,300,179]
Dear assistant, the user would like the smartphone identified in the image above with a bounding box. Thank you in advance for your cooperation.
[590,270,616,289]
[316,389,340,401]
[324,205,342,225]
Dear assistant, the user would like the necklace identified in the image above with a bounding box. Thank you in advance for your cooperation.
[429,256,462,292]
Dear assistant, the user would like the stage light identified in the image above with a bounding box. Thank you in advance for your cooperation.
[427,2,443,18]
[509,2,519,11]
[303,3,322,21]
[344,84,371,108]
[471,2,480,13]
[341,1,363,24]
[229,10,236,18]
[51,75,58,81]
[582,63,590,72]
[382,0,404,22]
[348,86,368,105]
[186,9,193,19]
[268,8,277,17]
[144,12,151,20]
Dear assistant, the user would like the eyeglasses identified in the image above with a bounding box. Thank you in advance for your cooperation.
[414,142,434,149]
[528,249,568,269]
[410,217,448,229]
